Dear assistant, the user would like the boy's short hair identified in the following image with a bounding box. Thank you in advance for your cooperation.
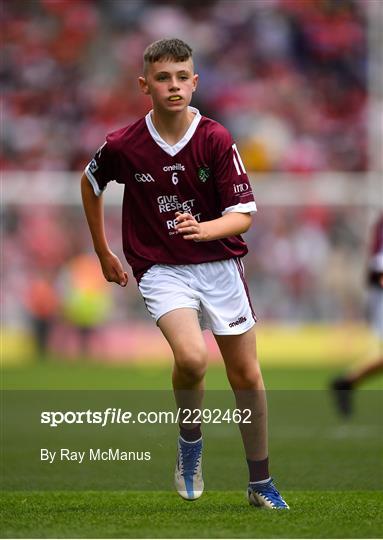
[143,38,193,72]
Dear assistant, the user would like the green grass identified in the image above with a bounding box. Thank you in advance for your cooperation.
[1,490,382,538]
[3,359,383,390]
[1,359,382,538]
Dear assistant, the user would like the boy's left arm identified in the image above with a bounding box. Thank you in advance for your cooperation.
[175,211,252,242]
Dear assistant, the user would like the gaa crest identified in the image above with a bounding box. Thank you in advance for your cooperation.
[197,166,210,183]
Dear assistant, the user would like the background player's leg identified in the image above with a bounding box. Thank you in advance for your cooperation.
[331,357,383,416]
[214,327,268,467]
[345,357,383,385]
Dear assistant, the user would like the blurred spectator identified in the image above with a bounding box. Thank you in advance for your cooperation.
[57,253,113,356]
[23,269,59,358]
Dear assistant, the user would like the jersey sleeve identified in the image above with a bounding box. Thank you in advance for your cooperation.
[211,128,257,215]
[84,141,117,197]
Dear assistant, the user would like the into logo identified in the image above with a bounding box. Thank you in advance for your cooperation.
[135,173,155,183]
[229,316,247,328]
[233,183,249,194]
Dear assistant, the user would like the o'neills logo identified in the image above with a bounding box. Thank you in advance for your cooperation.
[229,316,247,328]
[163,163,185,172]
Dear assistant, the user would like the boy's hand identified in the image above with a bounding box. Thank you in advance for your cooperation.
[98,251,128,287]
[175,212,208,242]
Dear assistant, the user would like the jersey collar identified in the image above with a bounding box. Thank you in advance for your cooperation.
[145,106,202,157]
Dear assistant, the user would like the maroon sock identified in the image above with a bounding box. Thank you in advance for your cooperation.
[247,457,269,482]
[179,424,202,442]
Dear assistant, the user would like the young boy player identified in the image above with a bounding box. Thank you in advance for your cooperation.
[81,38,288,509]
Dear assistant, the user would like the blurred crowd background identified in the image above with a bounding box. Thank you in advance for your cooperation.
[2,0,368,172]
[2,0,381,360]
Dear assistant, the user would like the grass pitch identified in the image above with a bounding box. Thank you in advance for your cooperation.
[1,490,382,538]
[1,360,382,538]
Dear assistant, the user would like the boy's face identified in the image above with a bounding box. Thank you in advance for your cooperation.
[139,58,198,113]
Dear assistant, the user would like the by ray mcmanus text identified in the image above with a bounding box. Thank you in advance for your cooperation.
[40,448,152,464]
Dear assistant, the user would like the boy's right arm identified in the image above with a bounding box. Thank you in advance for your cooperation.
[81,173,128,287]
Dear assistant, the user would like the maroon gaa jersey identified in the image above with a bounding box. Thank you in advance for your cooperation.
[85,107,257,282]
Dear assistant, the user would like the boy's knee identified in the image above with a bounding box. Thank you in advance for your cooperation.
[174,344,207,381]
[228,361,263,389]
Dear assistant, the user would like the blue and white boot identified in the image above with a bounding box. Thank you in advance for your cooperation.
[248,478,289,509]
[174,436,204,500]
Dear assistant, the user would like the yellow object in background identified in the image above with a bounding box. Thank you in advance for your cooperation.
[59,254,112,329]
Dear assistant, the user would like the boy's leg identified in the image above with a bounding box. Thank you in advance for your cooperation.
[158,307,207,412]
[214,326,268,464]
[158,308,207,500]
[214,326,289,509]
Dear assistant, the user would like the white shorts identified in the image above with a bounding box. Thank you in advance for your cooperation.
[138,259,256,335]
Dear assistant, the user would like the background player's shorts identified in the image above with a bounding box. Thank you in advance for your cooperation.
[138,259,256,335]
[367,287,383,342]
